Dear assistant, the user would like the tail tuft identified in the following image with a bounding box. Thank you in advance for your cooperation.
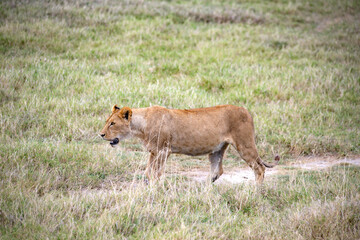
[260,154,280,168]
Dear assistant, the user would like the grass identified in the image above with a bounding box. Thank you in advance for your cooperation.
[0,0,359,239]
[1,162,360,239]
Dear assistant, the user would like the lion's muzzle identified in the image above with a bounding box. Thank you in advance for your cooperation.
[110,138,119,147]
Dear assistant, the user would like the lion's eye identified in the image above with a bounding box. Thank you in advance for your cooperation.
[110,122,115,126]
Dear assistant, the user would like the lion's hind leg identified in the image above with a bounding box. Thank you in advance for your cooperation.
[209,143,229,182]
[233,142,265,184]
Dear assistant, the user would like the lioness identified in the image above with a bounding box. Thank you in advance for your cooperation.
[100,105,279,184]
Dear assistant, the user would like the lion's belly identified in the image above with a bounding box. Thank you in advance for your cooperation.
[170,141,226,156]
[168,122,229,156]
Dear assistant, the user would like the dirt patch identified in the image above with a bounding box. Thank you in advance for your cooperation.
[290,156,360,169]
[315,13,359,32]
[181,157,360,184]
[70,157,360,197]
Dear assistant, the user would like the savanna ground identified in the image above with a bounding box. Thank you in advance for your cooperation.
[1,0,360,239]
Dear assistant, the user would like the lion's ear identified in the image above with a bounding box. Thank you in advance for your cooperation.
[112,104,120,113]
[119,107,132,121]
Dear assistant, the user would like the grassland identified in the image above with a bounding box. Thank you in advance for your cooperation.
[1,0,359,239]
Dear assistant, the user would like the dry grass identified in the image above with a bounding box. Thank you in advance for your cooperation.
[1,162,360,239]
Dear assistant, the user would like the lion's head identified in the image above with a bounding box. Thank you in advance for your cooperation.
[99,105,132,147]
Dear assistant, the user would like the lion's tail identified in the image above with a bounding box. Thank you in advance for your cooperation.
[257,155,280,168]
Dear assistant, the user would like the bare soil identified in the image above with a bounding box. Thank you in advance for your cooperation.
[70,156,360,196]
[179,156,360,184]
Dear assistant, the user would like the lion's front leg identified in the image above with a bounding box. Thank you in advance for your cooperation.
[144,153,155,182]
[145,149,170,182]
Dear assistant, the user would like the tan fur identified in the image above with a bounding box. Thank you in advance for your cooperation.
[100,105,279,184]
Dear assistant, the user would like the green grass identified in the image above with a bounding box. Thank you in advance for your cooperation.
[1,163,360,239]
[1,0,360,239]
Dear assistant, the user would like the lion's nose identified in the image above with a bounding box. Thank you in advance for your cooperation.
[100,133,105,137]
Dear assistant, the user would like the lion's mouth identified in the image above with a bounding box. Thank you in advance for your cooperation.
[110,138,119,147]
